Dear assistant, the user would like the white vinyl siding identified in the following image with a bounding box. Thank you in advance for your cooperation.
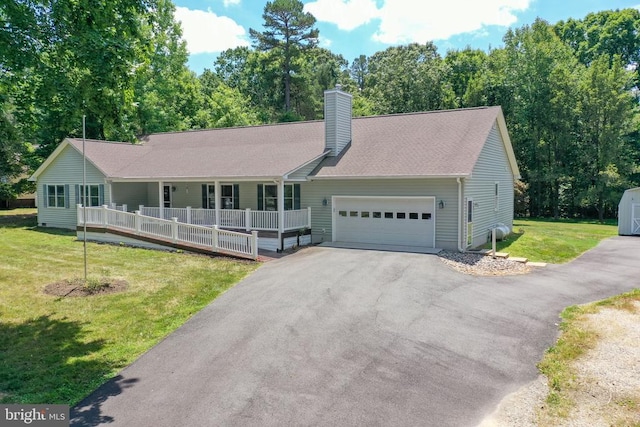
[168,182,205,208]
[464,124,516,248]
[146,182,159,207]
[302,178,459,250]
[111,182,150,209]
[36,144,108,229]
[324,89,352,156]
[287,156,326,180]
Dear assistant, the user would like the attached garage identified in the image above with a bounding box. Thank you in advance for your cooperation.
[618,187,640,236]
[332,196,435,247]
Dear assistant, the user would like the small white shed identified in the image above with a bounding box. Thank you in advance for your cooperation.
[618,187,640,235]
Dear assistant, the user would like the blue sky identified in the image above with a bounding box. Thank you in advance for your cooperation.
[172,0,640,75]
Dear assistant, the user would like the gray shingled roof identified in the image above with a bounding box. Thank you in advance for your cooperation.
[314,107,502,178]
[61,106,504,180]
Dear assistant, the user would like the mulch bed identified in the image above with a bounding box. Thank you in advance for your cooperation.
[43,278,128,297]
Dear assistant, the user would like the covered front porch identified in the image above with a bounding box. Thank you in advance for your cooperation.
[106,179,311,251]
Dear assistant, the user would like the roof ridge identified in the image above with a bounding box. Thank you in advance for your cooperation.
[352,106,497,121]
[68,138,140,146]
[141,106,501,137]
[141,119,325,138]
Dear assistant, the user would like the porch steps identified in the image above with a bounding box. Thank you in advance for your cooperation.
[482,251,510,258]
[527,261,548,267]
[475,248,508,258]
[478,250,546,267]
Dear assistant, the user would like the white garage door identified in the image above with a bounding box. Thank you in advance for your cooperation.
[333,197,435,247]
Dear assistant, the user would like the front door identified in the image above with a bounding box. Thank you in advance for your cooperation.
[163,184,172,208]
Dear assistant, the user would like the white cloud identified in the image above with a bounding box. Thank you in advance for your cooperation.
[174,6,249,54]
[304,0,531,45]
[373,0,531,44]
[223,0,241,6]
[304,0,380,31]
[318,35,333,48]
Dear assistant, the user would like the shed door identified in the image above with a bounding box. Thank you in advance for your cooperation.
[633,203,640,235]
[333,197,435,247]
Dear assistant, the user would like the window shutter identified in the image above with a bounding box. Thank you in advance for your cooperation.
[64,184,70,208]
[43,184,48,208]
[75,185,80,205]
[257,184,263,211]
[99,184,105,205]
[233,184,239,209]
[202,184,207,208]
[294,184,301,210]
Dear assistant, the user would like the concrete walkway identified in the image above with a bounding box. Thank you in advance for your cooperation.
[71,236,640,427]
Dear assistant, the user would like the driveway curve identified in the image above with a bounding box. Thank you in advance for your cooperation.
[71,236,640,427]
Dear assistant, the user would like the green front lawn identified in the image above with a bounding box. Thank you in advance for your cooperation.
[485,218,618,264]
[0,210,258,405]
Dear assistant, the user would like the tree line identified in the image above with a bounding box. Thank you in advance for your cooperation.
[1,0,639,219]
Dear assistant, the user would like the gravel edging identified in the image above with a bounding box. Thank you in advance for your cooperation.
[478,301,640,427]
[438,251,531,276]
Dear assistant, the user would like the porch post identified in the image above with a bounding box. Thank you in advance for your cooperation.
[107,181,113,205]
[158,181,164,219]
[214,180,221,227]
[277,179,284,251]
[102,204,108,227]
[171,217,178,243]
[135,210,141,235]
[245,208,251,232]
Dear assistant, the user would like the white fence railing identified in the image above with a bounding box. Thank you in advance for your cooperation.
[136,206,310,231]
[251,210,278,230]
[78,205,258,259]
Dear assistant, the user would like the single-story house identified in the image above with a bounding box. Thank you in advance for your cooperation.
[618,187,640,235]
[30,86,520,252]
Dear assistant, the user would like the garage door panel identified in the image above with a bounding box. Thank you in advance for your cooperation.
[334,197,435,247]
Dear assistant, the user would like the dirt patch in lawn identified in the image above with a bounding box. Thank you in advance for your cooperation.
[44,278,128,297]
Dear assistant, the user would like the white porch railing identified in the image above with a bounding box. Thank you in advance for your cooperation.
[78,205,258,260]
[137,206,310,231]
[109,203,128,212]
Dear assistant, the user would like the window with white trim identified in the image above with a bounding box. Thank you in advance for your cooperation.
[79,185,101,207]
[260,184,300,211]
[204,184,236,209]
[47,185,66,208]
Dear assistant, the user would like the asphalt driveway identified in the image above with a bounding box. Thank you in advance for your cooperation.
[71,236,640,427]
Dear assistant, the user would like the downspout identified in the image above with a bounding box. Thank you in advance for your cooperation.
[457,177,465,252]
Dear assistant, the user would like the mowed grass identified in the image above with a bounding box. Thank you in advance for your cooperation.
[0,209,258,405]
[485,218,618,263]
